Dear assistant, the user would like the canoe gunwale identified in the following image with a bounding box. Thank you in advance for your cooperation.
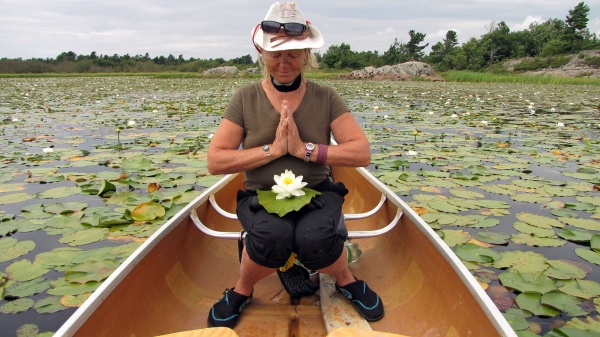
[350,166,516,337]
[53,173,239,337]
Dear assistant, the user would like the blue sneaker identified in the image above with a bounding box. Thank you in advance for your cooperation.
[336,278,384,321]
[207,288,252,328]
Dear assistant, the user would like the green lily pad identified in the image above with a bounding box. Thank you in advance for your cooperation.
[130,201,166,221]
[510,194,553,203]
[475,231,510,245]
[510,233,565,247]
[516,212,564,229]
[575,248,600,265]
[498,270,557,294]
[0,238,36,263]
[5,259,50,281]
[558,279,600,299]
[515,292,561,317]
[16,323,39,337]
[440,229,471,247]
[47,279,102,296]
[65,259,119,284]
[560,217,600,231]
[0,298,34,314]
[558,228,593,243]
[0,192,35,205]
[34,247,83,267]
[257,188,321,217]
[494,251,549,277]
[59,228,108,246]
[3,277,51,298]
[37,186,81,199]
[513,221,556,237]
[545,260,588,280]
[454,243,500,263]
[502,311,529,331]
[98,180,116,198]
[449,189,485,199]
[34,296,68,314]
[541,291,588,316]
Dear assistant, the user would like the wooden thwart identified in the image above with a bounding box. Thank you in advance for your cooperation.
[156,327,239,337]
[319,273,373,333]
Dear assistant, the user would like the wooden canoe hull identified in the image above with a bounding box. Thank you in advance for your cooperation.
[55,167,515,337]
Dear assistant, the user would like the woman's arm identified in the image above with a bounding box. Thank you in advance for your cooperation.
[324,112,371,167]
[207,119,270,175]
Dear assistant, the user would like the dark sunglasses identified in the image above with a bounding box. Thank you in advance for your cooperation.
[261,20,307,36]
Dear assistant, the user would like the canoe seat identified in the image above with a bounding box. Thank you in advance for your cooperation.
[326,327,411,337]
[190,194,402,240]
[155,327,239,337]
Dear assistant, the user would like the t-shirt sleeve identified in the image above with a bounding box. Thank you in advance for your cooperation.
[222,87,245,127]
[328,86,350,122]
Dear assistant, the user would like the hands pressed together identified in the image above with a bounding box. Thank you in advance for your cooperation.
[270,100,306,160]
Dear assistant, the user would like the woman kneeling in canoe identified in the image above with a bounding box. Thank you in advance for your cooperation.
[207,2,384,328]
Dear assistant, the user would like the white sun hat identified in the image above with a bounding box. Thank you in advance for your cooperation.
[252,2,324,52]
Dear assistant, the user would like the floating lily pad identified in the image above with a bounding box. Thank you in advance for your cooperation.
[59,228,108,246]
[3,277,51,299]
[515,292,561,317]
[65,259,119,284]
[33,296,68,314]
[37,186,81,199]
[440,229,471,247]
[454,243,500,263]
[130,202,166,221]
[560,217,600,231]
[0,238,35,263]
[558,279,600,299]
[541,291,588,316]
[498,270,557,294]
[475,231,510,245]
[0,298,34,314]
[5,260,50,281]
[0,193,34,205]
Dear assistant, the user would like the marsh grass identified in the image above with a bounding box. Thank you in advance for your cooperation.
[443,70,600,85]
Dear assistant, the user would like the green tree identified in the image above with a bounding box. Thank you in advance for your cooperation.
[56,51,77,63]
[406,30,429,60]
[529,19,568,55]
[321,43,363,69]
[564,2,591,52]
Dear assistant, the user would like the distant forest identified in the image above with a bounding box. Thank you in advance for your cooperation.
[1,1,599,74]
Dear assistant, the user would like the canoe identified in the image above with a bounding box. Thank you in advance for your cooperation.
[54,165,516,337]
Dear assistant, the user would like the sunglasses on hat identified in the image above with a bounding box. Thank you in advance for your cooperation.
[261,20,307,36]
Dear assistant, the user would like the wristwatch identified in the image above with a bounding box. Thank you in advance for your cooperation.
[263,144,272,161]
[304,142,315,163]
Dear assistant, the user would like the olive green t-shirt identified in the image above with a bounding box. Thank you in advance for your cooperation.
[223,80,350,191]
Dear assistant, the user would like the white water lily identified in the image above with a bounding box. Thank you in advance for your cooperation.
[383,115,388,119]
[272,170,308,199]
[451,114,458,118]
[42,148,54,153]
[128,120,136,126]
[557,122,565,127]
[480,121,488,126]
[207,133,214,139]
[406,150,418,156]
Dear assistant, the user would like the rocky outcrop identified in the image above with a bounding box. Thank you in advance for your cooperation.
[502,50,600,78]
[202,66,240,75]
[341,61,443,81]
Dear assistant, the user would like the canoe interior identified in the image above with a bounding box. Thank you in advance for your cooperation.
[72,167,504,337]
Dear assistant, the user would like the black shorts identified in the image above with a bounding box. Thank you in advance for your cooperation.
[236,179,348,270]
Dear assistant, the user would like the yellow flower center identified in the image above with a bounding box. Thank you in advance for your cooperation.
[283,177,294,185]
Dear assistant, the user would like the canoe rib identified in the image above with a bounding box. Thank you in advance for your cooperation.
[191,196,402,239]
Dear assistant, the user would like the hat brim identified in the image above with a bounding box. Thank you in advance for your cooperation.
[253,25,324,52]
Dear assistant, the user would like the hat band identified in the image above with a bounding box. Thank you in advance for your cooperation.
[269,30,310,48]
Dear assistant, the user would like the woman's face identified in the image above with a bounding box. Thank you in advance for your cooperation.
[263,49,306,84]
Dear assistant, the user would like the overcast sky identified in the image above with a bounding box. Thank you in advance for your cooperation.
[1,0,599,61]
